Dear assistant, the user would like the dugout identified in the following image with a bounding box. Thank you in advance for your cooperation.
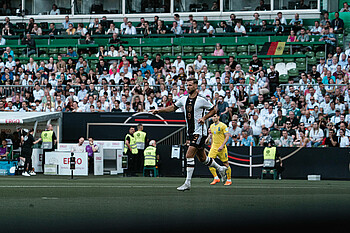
[0,112,61,158]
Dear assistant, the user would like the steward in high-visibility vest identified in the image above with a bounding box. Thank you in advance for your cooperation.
[41,130,54,150]
[263,146,277,168]
[262,140,284,178]
[124,127,139,177]
[124,133,138,155]
[144,145,157,167]
[134,131,147,150]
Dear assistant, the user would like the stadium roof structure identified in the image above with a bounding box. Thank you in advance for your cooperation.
[0,112,61,124]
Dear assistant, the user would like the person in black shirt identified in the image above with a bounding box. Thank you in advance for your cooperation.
[324,129,339,147]
[111,100,122,112]
[227,56,238,72]
[21,128,41,176]
[151,54,164,71]
[267,65,279,94]
[249,54,263,75]
[21,33,36,57]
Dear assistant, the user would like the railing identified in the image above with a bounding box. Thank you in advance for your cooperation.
[156,126,187,145]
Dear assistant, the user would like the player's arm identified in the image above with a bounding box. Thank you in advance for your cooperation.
[218,131,230,152]
[150,104,178,114]
[198,107,216,125]
[205,133,212,145]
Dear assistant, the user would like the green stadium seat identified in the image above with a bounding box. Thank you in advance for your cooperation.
[173,46,181,53]
[183,46,193,53]
[204,46,215,53]
[152,47,162,53]
[305,51,315,57]
[226,46,236,52]
[316,51,325,59]
[161,46,172,53]
[296,62,306,71]
[288,68,299,77]
[270,130,281,140]
[308,56,317,65]
[142,47,152,54]
[237,45,247,53]
[279,74,289,83]
[193,46,204,53]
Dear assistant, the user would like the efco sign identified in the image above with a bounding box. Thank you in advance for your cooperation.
[0,119,23,124]
[63,157,82,165]
[45,152,88,176]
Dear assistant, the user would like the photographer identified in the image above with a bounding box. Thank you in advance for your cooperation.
[21,129,41,177]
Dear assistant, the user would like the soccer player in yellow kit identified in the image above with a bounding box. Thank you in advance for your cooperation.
[206,114,232,185]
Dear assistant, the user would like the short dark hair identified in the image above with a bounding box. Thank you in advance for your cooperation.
[186,77,198,85]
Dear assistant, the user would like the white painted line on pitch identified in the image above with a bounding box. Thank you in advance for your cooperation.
[0,185,347,189]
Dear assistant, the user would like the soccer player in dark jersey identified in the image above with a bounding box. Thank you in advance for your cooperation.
[151,78,227,191]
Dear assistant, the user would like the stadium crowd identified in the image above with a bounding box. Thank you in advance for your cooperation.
[0,7,349,148]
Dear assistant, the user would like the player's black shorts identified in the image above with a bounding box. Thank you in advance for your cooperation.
[188,134,207,149]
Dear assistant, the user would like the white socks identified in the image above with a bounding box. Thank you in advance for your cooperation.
[185,158,195,184]
[185,157,222,184]
[203,156,221,170]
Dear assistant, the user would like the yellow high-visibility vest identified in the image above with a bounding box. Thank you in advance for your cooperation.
[124,134,138,155]
[263,147,276,167]
[41,130,53,149]
[144,146,157,167]
[134,131,146,150]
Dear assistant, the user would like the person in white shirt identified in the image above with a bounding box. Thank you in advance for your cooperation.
[122,102,135,112]
[338,129,350,147]
[71,137,86,153]
[33,84,44,101]
[174,14,183,27]
[199,84,212,98]
[273,12,287,25]
[50,4,60,15]
[173,56,186,73]
[5,55,15,71]
[120,17,128,33]
[261,105,276,129]
[65,88,79,105]
[309,122,324,147]
[234,21,246,34]
[203,22,215,35]
[310,20,322,35]
[107,45,118,57]
[194,55,207,72]
[0,34,6,45]
[106,23,119,34]
[250,114,263,137]
[145,96,158,111]
[4,101,18,112]
[299,110,315,128]
[124,21,136,35]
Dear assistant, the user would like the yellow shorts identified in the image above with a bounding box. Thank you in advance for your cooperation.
[208,145,228,163]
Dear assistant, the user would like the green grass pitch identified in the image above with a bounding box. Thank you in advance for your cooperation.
[1,175,350,232]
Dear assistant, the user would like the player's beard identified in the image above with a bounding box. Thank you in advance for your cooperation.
[188,88,196,95]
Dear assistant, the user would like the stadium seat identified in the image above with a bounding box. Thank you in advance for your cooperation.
[296,62,306,71]
[204,46,215,53]
[161,46,172,53]
[275,63,287,75]
[288,68,299,77]
[261,168,277,180]
[305,51,315,57]
[193,46,204,53]
[286,62,296,71]
[316,51,325,59]
[183,46,194,53]
[143,166,158,177]
[279,74,289,83]
[237,45,247,53]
